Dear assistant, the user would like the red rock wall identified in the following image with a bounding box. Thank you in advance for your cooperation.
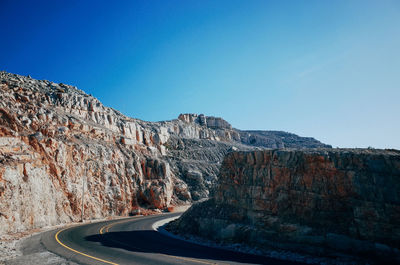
[0,73,183,234]
[170,149,400,261]
[217,150,400,244]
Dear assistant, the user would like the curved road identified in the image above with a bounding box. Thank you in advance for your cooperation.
[42,213,302,265]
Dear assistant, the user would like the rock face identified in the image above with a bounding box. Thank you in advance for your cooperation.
[239,130,328,149]
[164,137,254,200]
[177,113,332,149]
[168,149,400,262]
[0,71,329,234]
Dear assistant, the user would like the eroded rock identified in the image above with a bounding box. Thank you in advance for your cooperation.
[168,149,400,263]
[0,71,330,235]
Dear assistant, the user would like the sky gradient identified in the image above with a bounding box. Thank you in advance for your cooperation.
[1,0,399,149]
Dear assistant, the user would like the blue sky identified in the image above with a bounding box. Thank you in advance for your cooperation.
[1,0,399,149]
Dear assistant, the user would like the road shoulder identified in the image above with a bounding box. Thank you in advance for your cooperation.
[1,230,79,265]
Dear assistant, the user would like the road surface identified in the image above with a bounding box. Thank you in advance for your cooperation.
[42,213,303,265]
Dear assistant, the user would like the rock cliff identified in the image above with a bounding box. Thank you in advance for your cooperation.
[0,71,329,234]
[167,149,400,262]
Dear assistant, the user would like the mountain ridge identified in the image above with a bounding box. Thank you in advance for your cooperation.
[0,71,329,234]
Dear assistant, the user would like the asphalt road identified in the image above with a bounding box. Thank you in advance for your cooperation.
[42,213,303,265]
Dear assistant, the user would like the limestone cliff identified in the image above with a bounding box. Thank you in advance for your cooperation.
[168,149,400,262]
[0,71,329,234]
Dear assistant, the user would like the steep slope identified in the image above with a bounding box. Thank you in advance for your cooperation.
[0,71,329,234]
[167,149,400,262]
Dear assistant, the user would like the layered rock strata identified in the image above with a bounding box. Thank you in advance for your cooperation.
[0,71,329,234]
[168,149,400,262]
[177,113,332,149]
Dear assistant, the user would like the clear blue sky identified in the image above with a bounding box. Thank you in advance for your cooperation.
[1,0,399,149]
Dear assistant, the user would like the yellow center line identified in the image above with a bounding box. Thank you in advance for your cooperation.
[100,218,219,265]
[99,224,110,234]
[55,216,220,265]
[99,219,134,234]
[55,227,119,265]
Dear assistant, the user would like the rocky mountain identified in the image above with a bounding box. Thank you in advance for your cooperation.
[0,71,329,234]
[177,113,331,149]
[167,149,400,263]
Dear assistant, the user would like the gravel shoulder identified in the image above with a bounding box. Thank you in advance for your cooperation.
[1,232,78,265]
[0,225,70,265]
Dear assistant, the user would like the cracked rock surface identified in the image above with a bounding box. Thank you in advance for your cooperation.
[168,149,400,263]
[0,71,330,235]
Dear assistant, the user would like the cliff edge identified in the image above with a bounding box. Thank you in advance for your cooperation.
[167,149,400,263]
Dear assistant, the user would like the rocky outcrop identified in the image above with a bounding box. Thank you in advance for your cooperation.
[164,137,254,200]
[177,113,331,149]
[0,72,176,234]
[178,113,233,130]
[167,149,400,262]
[0,71,330,234]
[239,130,329,148]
